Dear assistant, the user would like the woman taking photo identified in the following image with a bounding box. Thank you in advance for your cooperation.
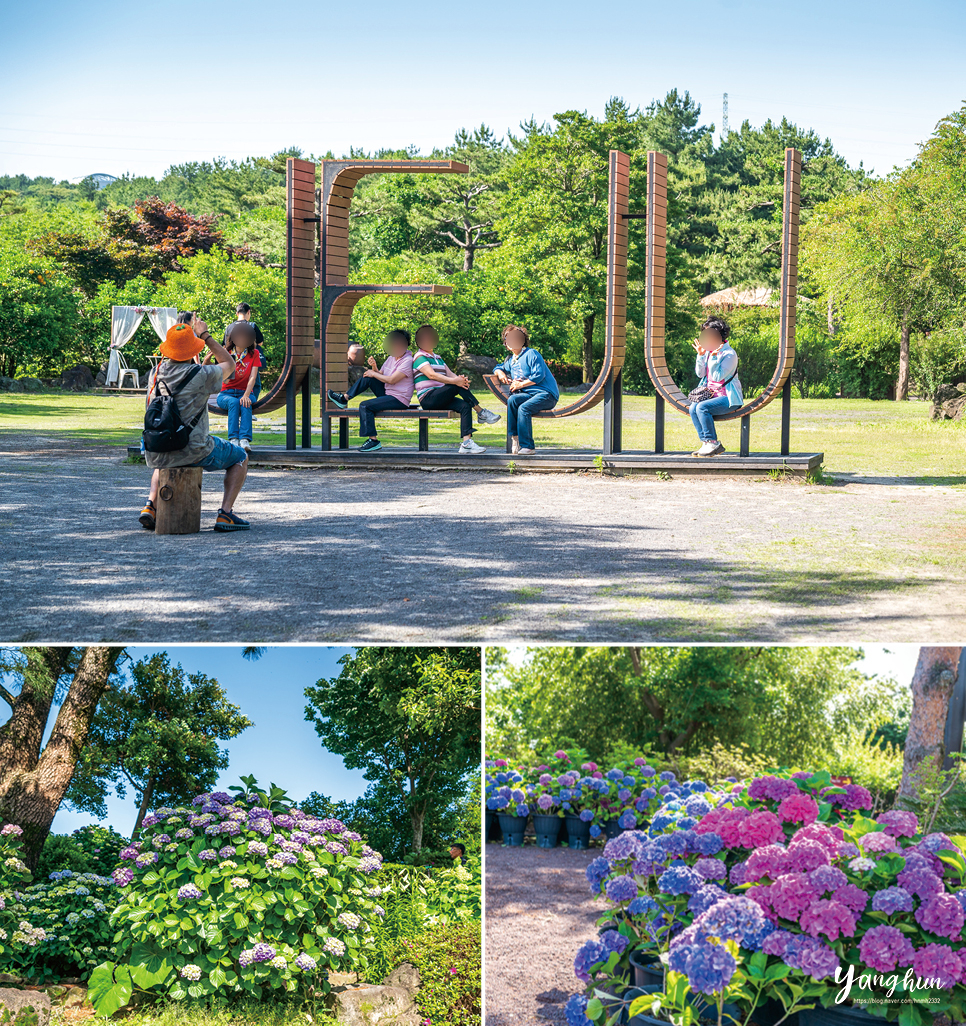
[689,316,743,457]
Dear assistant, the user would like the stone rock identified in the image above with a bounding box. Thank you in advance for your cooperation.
[58,365,95,391]
[94,361,109,388]
[930,382,966,421]
[0,987,51,1026]
[18,377,43,392]
[5,379,25,393]
[334,984,418,1026]
[455,347,498,376]
[383,962,420,992]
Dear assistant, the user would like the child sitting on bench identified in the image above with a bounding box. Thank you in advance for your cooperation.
[327,329,415,452]
[412,324,501,455]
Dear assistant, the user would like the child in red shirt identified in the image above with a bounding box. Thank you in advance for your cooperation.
[215,322,261,451]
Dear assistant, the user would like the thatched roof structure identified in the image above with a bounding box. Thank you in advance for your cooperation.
[700,286,774,310]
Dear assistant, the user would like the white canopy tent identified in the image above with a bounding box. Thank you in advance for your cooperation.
[106,306,178,387]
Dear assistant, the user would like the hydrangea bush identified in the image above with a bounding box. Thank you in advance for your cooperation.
[89,791,385,1014]
[566,771,966,1026]
[5,870,115,980]
[0,825,35,966]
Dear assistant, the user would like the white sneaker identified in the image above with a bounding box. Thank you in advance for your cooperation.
[477,408,501,425]
[694,440,723,457]
[510,436,521,455]
[240,439,252,452]
[228,438,240,446]
[458,438,487,455]
[517,447,536,455]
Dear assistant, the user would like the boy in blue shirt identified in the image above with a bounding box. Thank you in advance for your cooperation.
[491,324,559,454]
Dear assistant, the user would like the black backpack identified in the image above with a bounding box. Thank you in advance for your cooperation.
[143,365,206,453]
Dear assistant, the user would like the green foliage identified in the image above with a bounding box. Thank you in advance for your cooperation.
[372,922,481,1026]
[825,730,904,814]
[486,646,897,769]
[66,653,253,836]
[0,252,81,377]
[35,825,128,880]
[671,742,773,786]
[4,871,115,981]
[304,648,481,856]
[95,792,384,1014]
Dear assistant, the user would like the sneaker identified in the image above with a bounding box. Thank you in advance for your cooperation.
[214,508,251,532]
[327,390,348,409]
[240,439,252,452]
[694,440,725,457]
[517,447,536,455]
[477,408,501,425]
[228,437,239,446]
[138,499,156,530]
[359,438,383,452]
[458,438,487,455]
[510,436,521,455]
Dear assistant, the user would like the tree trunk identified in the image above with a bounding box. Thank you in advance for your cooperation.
[0,646,124,868]
[898,647,963,803]
[582,313,596,384]
[896,304,911,401]
[410,806,425,853]
[463,244,474,272]
[131,776,155,840]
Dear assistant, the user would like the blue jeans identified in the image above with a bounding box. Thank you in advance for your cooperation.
[217,386,259,441]
[507,388,557,449]
[689,396,738,442]
[192,436,249,470]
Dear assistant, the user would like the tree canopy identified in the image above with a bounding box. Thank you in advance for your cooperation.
[304,647,481,854]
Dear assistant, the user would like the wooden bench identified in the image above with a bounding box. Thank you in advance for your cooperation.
[320,405,460,451]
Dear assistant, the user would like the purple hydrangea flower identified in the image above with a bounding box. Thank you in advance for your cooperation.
[605,874,638,903]
[177,883,203,901]
[871,886,914,915]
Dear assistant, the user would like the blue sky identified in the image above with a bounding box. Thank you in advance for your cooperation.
[46,646,368,836]
[1,0,963,181]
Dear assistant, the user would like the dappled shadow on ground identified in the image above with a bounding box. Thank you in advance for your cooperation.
[0,449,961,642]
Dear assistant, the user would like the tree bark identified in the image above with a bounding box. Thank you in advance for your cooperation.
[131,775,155,840]
[0,646,124,868]
[898,647,963,803]
[896,303,911,401]
[582,312,596,384]
[410,806,424,853]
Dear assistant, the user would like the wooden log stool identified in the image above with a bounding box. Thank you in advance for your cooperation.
[155,467,203,535]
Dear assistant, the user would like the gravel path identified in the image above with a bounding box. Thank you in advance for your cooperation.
[485,843,599,1026]
[1,437,964,642]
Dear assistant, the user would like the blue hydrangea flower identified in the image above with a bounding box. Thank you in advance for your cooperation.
[579,809,594,823]
[628,895,658,916]
[618,811,637,830]
[658,865,702,896]
[693,833,724,856]
[564,994,591,1026]
[605,874,638,903]
[659,771,676,783]
[586,857,610,895]
[590,825,602,838]
[688,884,728,916]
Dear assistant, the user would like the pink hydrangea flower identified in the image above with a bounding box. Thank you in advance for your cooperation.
[858,925,916,973]
[769,873,820,921]
[747,776,801,802]
[912,943,963,989]
[799,898,857,941]
[777,794,820,826]
[792,823,844,857]
[877,810,918,838]
[859,831,899,854]
[743,845,790,883]
[696,807,749,849]
[738,810,784,849]
[915,893,965,940]
[898,865,945,900]
[787,839,831,873]
[833,883,870,916]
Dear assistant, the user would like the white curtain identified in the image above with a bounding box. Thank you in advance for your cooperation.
[107,306,178,385]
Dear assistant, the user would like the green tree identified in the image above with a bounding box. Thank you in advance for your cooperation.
[304,647,481,854]
[486,646,894,768]
[65,653,253,837]
[0,647,125,868]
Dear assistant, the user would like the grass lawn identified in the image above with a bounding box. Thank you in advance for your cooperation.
[1,390,963,484]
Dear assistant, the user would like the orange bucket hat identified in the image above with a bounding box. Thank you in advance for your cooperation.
[159,323,205,361]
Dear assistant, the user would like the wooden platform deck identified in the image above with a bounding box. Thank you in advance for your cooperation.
[126,445,824,477]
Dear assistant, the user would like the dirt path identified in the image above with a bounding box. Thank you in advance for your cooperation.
[1,439,964,642]
[485,843,599,1026]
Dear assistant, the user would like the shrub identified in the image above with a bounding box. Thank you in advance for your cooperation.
[92,790,386,1013]
[395,922,481,1026]
[36,825,129,880]
[826,730,904,814]
[671,743,773,787]
[5,870,115,980]
[0,825,34,965]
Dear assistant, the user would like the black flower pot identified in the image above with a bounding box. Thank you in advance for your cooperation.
[799,1005,879,1026]
[628,949,663,988]
[485,811,503,842]
[750,998,799,1026]
[604,818,624,840]
[532,813,562,848]
[565,813,592,850]
[497,813,527,846]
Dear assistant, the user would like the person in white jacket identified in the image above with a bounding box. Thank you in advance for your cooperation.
[689,316,743,457]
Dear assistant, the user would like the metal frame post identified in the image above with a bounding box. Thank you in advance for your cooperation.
[603,378,615,456]
[285,371,296,450]
[655,395,665,453]
[740,415,750,457]
[781,378,792,456]
[301,368,312,448]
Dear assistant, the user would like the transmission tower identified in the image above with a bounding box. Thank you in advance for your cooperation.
[722,92,729,138]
